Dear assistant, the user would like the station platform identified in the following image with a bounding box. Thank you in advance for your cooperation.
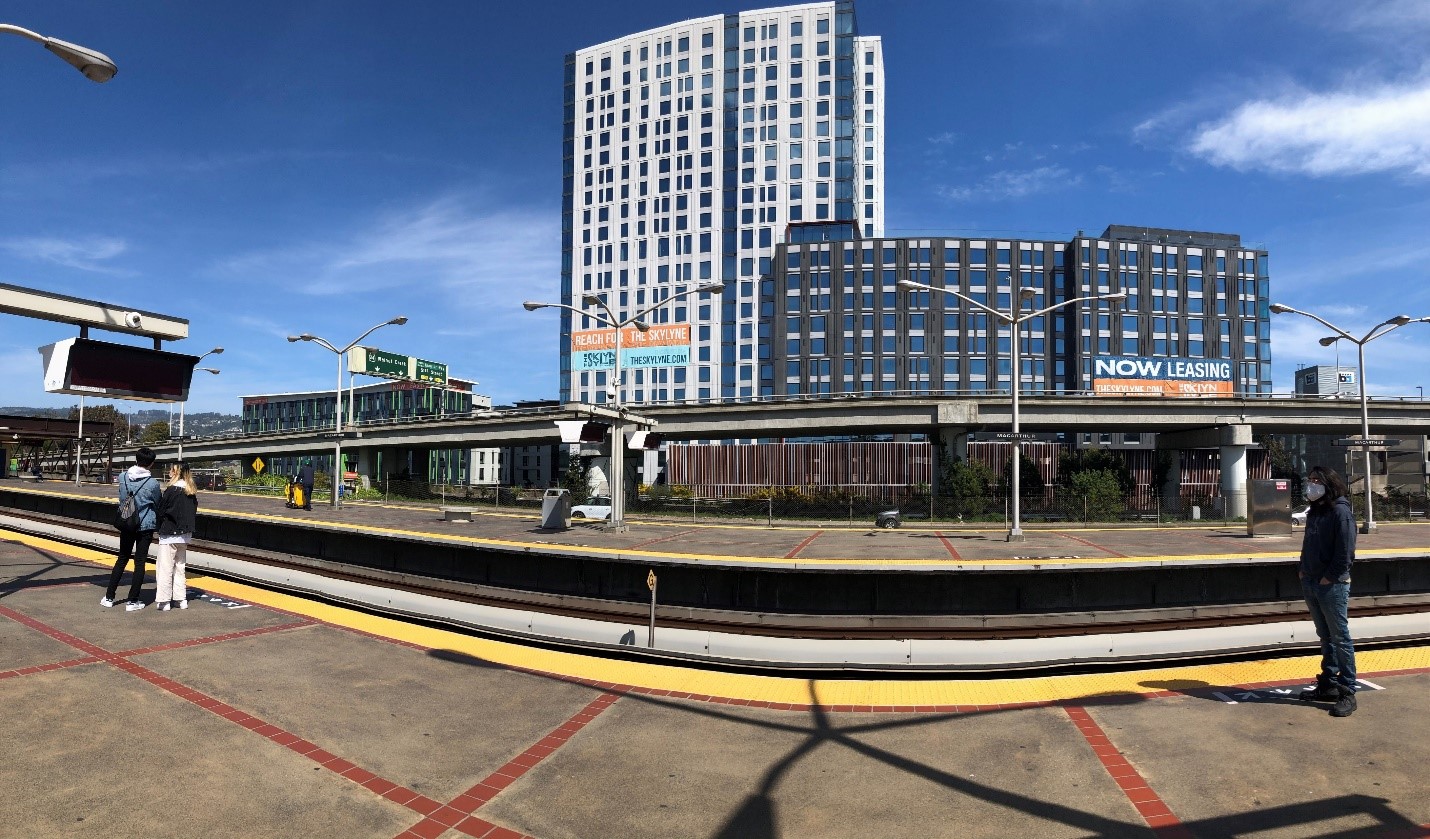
[9,481,1430,571]
[4,522,1430,838]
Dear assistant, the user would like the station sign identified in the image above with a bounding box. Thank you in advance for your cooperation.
[1092,356,1234,397]
[1333,438,1400,448]
[571,324,691,371]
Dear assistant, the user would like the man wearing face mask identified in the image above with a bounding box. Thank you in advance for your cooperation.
[1297,466,1358,717]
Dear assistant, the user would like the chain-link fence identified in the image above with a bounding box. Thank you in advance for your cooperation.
[221,475,1430,529]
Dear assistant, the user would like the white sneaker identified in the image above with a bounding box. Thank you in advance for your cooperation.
[178,600,188,610]
[100,597,115,608]
[157,603,171,612]
[124,601,146,612]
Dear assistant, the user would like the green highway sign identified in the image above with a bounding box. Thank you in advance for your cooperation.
[361,347,409,378]
[415,358,447,385]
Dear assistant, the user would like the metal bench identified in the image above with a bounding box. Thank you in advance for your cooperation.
[441,507,474,522]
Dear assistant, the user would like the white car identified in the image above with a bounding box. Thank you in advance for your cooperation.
[570,496,612,520]
[1292,505,1309,526]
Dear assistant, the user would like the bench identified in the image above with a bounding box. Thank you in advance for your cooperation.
[1411,510,1426,520]
[1025,513,1068,523]
[441,507,474,522]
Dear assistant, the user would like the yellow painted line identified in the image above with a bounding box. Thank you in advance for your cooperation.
[8,485,1430,570]
[6,524,1429,708]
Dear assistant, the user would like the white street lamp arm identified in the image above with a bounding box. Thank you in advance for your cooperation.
[1020,292,1127,324]
[897,280,1004,321]
[628,282,724,326]
[1,23,117,82]
[1270,304,1355,343]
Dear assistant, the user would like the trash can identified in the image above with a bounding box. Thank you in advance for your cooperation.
[876,509,901,529]
[1246,479,1292,537]
[541,488,572,530]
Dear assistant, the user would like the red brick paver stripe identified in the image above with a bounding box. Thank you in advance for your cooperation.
[112,619,316,657]
[0,603,442,823]
[784,530,823,559]
[395,691,620,839]
[933,531,963,561]
[628,529,701,550]
[0,655,102,679]
[1057,533,1128,558]
[1063,705,1194,839]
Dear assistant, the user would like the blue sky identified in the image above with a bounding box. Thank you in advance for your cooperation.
[3,0,1429,414]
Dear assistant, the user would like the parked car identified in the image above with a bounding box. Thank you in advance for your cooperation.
[570,496,612,520]
[1292,505,1309,526]
[192,469,227,491]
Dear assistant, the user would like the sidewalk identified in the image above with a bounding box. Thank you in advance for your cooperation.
[3,525,1429,838]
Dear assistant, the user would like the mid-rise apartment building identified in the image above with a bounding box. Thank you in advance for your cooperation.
[562,0,883,405]
[766,224,1272,397]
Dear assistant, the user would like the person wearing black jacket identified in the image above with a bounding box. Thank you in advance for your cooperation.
[1297,466,1358,717]
[154,461,199,612]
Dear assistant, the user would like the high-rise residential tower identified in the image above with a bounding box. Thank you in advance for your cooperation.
[562,1,884,405]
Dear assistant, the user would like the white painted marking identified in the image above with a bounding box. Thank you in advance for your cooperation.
[1356,679,1384,691]
[1212,692,1238,704]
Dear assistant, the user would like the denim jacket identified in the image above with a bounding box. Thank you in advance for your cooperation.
[118,466,164,532]
[1299,496,1355,583]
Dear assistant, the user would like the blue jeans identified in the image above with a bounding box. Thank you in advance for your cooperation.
[1302,579,1356,692]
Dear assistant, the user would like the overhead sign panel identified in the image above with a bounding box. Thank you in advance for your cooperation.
[349,346,449,386]
[39,338,199,403]
[1092,356,1234,397]
[571,324,691,371]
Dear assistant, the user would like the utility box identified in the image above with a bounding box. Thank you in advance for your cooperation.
[1247,479,1293,537]
[541,488,572,530]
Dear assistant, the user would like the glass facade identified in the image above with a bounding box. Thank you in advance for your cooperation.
[561,1,884,406]
[766,225,1272,397]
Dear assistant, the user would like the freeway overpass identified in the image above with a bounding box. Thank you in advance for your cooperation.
[123,393,1430,462]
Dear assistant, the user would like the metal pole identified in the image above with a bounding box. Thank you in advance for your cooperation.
[608,322,628,532]
[178,397,186,460]
[1008,313,1024,542]
[74,396,84,486]
[647,571,657,648]
[333,351,343,509]
[1358,340,1375,533]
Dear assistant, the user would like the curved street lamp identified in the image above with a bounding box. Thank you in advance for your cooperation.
[1,24,116,82]
[901,279,1126,541]
[177,348,223,459]
[1271,303,1430,533]
[524,282,724,532]
[288,317,407,509]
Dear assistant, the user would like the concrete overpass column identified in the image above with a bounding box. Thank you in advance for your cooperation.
[931,427,970,497]
[1219,425,1253,520]
[354,448,376,481]
[1158,450,1183,510]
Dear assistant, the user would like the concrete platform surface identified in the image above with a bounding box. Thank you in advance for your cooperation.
[10,482,1430,570]
[4,526,1429,838]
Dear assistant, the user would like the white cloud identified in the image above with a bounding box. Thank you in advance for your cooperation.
[937,166,1080,202]
[0,236,130,273]
[1186,78,1430,177]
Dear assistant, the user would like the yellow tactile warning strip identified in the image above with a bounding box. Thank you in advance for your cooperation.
[19,485,1426,569]
[8,525,1429,712]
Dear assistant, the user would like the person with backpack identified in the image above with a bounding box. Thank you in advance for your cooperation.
[154,460,199,612]
[103,447,164,611]
[1297,465,1359,717]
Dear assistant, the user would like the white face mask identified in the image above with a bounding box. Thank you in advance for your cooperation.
[1304,483,1326,502]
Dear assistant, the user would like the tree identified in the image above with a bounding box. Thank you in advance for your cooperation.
[940,456,994,516]
[68,403,128,441]
[1001,451,1046,499]
[1059,448,1134,495]
[1068,469,1125,521]
[139,421,171,445]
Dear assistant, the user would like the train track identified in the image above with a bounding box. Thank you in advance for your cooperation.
[4,507,1429,675]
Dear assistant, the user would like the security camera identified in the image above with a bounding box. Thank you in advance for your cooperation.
[123,311,143,329]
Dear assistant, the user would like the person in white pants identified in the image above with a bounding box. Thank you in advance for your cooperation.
[154,461,199,612]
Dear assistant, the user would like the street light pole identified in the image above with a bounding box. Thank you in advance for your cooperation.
[179,367,221,459]
[901,279,1125,541]
[524,282,724,532]
[178,348,224,460]
[0,23,117,82]
[288,317,408,509]
[1270,303,1428,533]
